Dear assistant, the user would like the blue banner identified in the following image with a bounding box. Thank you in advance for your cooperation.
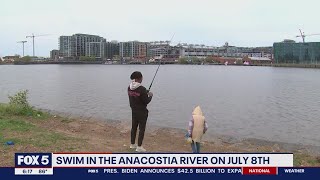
[15,153,52,168]
[0,167,319,180]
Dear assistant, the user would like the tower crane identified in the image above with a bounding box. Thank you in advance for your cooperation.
[17,41,27,57]
[26,33,50,57]
[296,29,320,43]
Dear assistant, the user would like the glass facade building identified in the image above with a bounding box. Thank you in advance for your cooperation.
[273,42,320,64]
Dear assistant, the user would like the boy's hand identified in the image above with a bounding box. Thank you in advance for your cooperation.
[148,92,153,97]
[185,132,191,138]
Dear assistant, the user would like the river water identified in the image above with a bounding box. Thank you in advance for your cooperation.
[1,65,320,147]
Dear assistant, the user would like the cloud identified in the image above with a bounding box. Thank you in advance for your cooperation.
[1,0,320,56]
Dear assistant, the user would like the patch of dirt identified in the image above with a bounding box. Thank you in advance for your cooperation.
[1,116,319,167]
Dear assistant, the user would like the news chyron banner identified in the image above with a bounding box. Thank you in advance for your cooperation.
[2,153,317,179]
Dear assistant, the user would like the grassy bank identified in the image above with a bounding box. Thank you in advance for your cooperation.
[1,88,320,167]
[0,103,87,164]
[1,103,320,167]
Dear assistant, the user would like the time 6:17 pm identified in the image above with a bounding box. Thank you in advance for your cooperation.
[22,169,32,174]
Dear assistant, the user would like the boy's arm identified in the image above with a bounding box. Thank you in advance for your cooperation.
[203,119,208,133]
[140,87,152,105]
[187,117,194,137]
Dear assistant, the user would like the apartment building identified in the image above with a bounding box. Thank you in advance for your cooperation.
[119,41,148,60]
[59,34,103,59]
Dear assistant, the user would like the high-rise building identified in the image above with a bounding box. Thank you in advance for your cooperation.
[59,36,73,57]
[85,39,120,60]
[105,41,120,59]
[74,34,102,57]
[86,38,106,59]
[274,41,320,64]
[59,34,103,59]
[119,41,148,60]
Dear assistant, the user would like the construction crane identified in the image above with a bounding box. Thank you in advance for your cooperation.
[26,33,50,57]
[296,29,320,43]
[17,41,27,57]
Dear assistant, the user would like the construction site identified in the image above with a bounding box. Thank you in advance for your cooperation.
[3,29,320,66]
[273,29,320,64]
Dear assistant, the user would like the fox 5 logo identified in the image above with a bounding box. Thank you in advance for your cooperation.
[15,153,52,167]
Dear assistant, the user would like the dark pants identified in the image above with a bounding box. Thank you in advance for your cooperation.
[191,141,201,153]
[131,110,148,146]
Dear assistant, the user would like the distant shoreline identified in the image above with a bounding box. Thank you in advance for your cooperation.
[1,61,320,69]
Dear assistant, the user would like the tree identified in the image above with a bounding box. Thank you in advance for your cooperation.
[112,55,120,61]
[178,57,189,64]
[212,56,222,64]
[191,57,201,64]
[204,56,214,63]
[15,56,31,62]
[80,56,96,61]
[21,56,32,62]
[236,59,243,65]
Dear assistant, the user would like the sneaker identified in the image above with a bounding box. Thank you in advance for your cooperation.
[136,146,146,152]
[130,144,137,149]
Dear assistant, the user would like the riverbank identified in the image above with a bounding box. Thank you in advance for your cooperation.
[1,104,320,167]
[271,63,320,68]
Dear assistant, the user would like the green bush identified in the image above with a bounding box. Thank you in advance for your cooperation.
[8,90,29,107]
[191,57,202,64]
[80,56,96,61]
[0,90,33,116]
[204,57,214,63]
[0,90,49,118]
[0,103,33,116]
[178,57,189,64]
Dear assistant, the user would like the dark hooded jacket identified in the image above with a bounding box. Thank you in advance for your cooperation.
[128,81,152,111]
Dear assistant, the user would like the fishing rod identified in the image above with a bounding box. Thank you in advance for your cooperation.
[148,33,175,91]
[148,62,161,91]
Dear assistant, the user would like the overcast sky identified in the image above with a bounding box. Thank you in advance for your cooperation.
[1,0,320,57]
